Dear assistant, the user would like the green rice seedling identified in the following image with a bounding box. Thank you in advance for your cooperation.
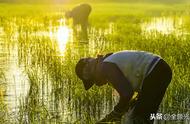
[0,3,190,124]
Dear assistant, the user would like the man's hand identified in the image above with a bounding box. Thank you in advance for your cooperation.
[96,97,139,124]
[96,110,123,124]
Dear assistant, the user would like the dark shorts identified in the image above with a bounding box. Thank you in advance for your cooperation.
[124,59,172,124]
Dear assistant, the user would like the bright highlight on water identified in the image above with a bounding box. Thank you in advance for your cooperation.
[0,3,189,124]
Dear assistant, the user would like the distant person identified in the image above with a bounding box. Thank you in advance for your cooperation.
[75,50,172,124]
[65,3,92,39]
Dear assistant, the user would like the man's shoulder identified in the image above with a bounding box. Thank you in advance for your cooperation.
[102,61,120,74]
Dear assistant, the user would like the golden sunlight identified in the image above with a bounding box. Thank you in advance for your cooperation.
[141,17,184,36]
[56,25,71,55]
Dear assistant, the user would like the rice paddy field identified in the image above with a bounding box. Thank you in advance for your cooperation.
[0,3,190,124]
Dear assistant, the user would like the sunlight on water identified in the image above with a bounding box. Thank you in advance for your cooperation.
[0,25,29,113]
[57,26,70,54]
[4,45,30,112]
[5,64,29,111]
[0,14,189,123]
[141,17,185,37]
[56,18,71,55]
[49,19,71,56]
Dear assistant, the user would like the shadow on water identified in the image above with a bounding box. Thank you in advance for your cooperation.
[0,15,189,123]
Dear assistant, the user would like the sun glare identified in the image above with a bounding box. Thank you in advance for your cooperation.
[57,25,70,55]
[141,17,184,36]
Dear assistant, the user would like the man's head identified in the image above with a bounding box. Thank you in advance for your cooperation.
[75,57,97,90]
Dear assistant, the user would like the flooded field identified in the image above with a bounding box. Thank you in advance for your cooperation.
[0,3,190,124]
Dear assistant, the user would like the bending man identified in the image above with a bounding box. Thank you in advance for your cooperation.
[75,50,172,124]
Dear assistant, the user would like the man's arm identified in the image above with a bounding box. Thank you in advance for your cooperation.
[98,62,134,122]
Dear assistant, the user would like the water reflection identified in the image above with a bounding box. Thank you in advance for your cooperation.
[5,63,29,111]
[0,26,30,117]
[56,26,71,54]
[141,17,186,37]
[0,18,72,111]
[0,14,189,123]
[1,17,114,123]
[48,19,72,55]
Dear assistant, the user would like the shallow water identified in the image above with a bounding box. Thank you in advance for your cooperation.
[141,16,189,38]
[0,16,189,123]
[0,17,116,123]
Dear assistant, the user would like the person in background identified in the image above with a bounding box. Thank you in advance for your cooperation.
[65,3,91,39]
[75,50,172,124]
